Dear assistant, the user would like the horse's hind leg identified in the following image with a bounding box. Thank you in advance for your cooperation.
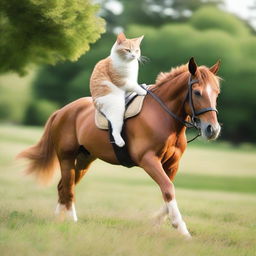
[55,156,78,222]
[74,150,95,185]
[55,150,95,222]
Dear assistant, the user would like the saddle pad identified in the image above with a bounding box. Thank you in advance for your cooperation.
[95,95,145,130]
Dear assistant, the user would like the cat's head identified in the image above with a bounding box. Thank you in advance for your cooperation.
[111,32,144,62]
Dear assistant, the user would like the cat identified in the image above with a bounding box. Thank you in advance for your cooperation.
[90,32,147,147]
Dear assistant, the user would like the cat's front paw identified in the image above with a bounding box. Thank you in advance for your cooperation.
[134,87,147,96]
[138,90,147,96]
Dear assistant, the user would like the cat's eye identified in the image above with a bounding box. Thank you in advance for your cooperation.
[135,49,139,53]
[194,90,202,97]
[125,49,131,52]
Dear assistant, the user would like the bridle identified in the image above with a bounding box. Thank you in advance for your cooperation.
[142,75,218,143]
[187,76,218,124]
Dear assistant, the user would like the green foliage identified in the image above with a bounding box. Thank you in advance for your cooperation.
[67,69,91,102]
[100,0,223,30]
[0,100,11,120]
[0,70,35,123]
[0,0,105,75]
[190,7,250,36]
[32,62,83,105]
[24,100,58,125]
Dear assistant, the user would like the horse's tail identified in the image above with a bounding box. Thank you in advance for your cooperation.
[17,111,58,185]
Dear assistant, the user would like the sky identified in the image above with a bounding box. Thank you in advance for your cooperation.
[224,0,256,27]
[224,0,254,18]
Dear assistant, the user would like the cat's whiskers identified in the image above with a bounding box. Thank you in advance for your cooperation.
[139,55,150,65]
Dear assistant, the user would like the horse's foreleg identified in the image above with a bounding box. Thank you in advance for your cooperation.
[56,157,78,222]
[140,154,191,237]
[164,164,190,236]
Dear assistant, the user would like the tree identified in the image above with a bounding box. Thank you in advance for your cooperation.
[99,0,223,31]
[23,33,115,125]
[0,0,105,75]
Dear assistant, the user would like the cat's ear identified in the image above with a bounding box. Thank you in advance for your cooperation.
[135,35,144,45]
[117,32,126,44]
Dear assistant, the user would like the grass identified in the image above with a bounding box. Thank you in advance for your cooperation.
[0,124,256,256]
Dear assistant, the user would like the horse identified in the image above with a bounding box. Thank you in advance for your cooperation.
[18,57,221,237]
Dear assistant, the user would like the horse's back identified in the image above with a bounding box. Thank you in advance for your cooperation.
[53,97,120,164]
[49,97,93,154]
[54,97,95,129]
[58,97,94,113]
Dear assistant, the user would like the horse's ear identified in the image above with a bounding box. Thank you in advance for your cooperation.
[188,57,197,76]
[117,32,126,44]
[210,60,221,74]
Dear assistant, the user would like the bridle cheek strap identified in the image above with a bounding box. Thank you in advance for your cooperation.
[188,76,218,124]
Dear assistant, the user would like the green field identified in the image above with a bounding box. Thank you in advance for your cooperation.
[0,125,256,256]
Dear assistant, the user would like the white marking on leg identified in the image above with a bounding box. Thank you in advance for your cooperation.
[55,203,65,215]
[66,203,78,222]
[167,199,191,237]
[55,203,66,221]
[55,203,78,222]
[55,203,61,215]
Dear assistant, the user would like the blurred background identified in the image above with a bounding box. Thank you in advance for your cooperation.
[0,0,256,144]
[1,1,256,255]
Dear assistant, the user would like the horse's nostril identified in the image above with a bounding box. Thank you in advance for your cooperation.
[206,124,213,135]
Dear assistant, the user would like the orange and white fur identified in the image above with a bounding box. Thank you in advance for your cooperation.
[90,32,146,147]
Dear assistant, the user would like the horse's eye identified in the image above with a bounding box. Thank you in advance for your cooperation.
[194,90,201,96]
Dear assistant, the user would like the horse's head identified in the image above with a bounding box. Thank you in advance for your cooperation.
[185,57,221,140]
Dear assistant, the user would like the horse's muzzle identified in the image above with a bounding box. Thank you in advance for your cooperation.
[200,121,221,140]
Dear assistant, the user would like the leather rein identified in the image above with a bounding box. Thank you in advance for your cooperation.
[141,75,218,143]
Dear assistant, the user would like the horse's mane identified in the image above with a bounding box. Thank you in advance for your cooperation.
[153,64,220,90]
[155,64,188,85]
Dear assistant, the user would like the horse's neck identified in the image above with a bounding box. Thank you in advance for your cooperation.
[153,73,189,120]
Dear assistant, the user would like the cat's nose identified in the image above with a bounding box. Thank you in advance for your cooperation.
[131,54,136,58]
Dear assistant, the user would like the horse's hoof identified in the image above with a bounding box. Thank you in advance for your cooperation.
[173,220,191,238]
[183,233,192,239]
